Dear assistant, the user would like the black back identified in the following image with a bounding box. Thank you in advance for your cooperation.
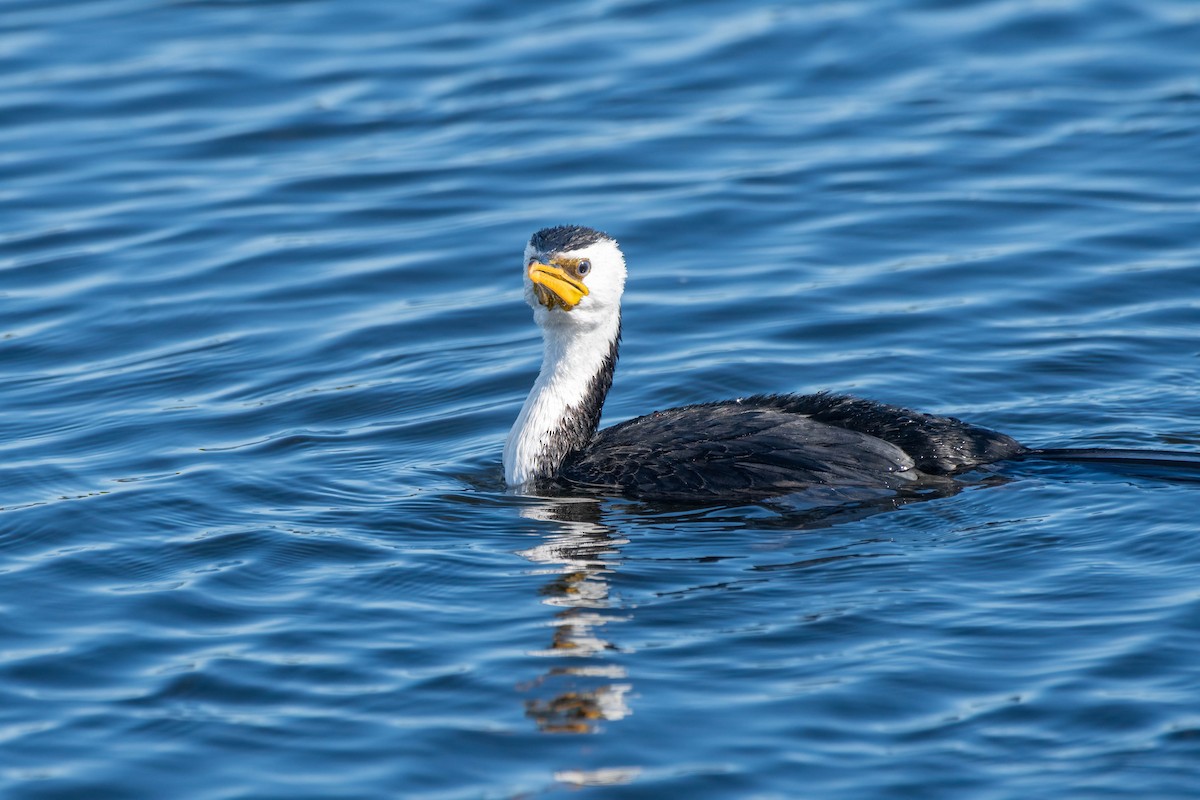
[553,393,1025,501]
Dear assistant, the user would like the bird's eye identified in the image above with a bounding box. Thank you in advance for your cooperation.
[577,259,591,275]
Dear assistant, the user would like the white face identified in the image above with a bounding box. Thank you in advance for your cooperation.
[523,236,627,330]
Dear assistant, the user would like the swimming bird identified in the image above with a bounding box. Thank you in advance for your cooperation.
[504,225,1197,502]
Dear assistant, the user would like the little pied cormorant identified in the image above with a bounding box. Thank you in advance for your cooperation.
[504,225,1198,502]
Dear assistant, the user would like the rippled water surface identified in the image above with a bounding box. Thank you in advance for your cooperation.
[4,0,1200,797]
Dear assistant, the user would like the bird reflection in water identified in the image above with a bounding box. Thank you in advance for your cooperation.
[510,484,982,733]
[515,497,632,734]
[509,472,1016,739]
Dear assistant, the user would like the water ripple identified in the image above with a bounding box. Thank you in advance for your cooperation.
[3,0,1200,797]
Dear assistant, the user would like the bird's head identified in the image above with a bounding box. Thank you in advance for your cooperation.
[523,225,626,330]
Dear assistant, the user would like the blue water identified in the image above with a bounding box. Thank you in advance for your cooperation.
[3,0,1200,797]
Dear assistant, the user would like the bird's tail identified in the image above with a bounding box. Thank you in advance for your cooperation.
[1018,447,1200,472]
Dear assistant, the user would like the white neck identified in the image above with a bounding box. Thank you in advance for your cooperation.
[504,313,620,489]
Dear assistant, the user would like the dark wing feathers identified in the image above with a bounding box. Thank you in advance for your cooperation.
[757,392,1026,473]
[554,393,1024,501]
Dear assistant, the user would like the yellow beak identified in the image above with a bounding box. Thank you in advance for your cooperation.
[528,262,589,311]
